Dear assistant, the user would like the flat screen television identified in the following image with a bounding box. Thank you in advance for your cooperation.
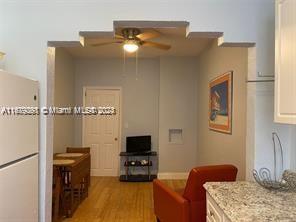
[126,135,151,153]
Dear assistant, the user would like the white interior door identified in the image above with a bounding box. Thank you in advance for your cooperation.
[83,88,120,176]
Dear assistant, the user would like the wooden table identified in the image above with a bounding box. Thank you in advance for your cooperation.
[53,152,91,218]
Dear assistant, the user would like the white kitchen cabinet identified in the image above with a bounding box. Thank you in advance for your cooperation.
[206,193,230,222]
[275,0,296,124]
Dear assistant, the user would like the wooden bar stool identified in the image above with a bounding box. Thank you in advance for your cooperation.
[67,147,91,189]
[52,166,62,222]
[66,147,90,154]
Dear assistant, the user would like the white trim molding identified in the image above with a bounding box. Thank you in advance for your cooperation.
[157,172,189,180]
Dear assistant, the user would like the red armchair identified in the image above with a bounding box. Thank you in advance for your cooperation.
[153,165,238,222]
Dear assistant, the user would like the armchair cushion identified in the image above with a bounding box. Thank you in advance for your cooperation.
[153,165,238,222]
[183,165,238,202]
[183,165,238,222]
[153,180,190,222]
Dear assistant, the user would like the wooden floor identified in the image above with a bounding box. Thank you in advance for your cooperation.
[63,177,186,222]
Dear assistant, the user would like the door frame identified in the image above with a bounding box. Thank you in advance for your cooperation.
[82,86,122,176]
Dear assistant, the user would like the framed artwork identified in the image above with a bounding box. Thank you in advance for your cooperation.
[209,71,233,134]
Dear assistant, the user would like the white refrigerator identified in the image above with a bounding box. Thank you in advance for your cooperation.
[0,70,39,222]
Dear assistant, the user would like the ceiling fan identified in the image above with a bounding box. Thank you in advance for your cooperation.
[89,28,171,53]
[0,52,5,60]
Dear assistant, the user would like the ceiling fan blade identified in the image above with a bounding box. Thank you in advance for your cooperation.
[90,40,123,47]
[115,34,124,40]
[142,41,171,50]
[136,32,159,41]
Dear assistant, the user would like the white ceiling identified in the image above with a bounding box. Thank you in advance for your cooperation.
[63,27,214,58]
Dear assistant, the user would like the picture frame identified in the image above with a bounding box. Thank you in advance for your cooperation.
[209,71,233,134]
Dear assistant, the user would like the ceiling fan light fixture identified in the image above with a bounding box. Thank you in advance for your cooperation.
[123,41,139,53]
[0,52,5,60]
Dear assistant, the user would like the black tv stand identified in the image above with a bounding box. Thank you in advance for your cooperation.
[119,151,157,182]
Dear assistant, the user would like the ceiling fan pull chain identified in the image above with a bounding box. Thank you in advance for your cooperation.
[122,49,126,78]
[136,50,138,81]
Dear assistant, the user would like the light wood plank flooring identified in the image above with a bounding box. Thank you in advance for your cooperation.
[63,177,186,222]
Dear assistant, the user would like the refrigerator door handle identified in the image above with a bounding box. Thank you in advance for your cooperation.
[0,153,38,169]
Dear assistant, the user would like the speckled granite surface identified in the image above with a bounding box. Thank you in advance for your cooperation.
[283,170,296,185]
[204,181,296,222]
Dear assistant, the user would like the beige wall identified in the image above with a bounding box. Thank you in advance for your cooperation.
[54,49,248,178]
[74,56,199,174]
[53,49,75,153]
[159,57,198,173]
[74,58,160,152]
[1,3,276,220]
[197,42,248,180]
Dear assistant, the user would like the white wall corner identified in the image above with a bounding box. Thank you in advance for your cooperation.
[246,83,256,181]
[157,172,189,180]
[245,47,257,182]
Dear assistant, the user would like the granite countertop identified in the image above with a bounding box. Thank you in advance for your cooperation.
[204,181,296,222]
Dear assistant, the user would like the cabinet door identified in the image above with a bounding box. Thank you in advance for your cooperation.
[275,0,296,124]
[206,193,223,222]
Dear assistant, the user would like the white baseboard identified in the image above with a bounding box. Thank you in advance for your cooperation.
[157,172,189,180]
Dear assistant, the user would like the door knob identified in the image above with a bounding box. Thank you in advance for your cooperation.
[115,138,118,141]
